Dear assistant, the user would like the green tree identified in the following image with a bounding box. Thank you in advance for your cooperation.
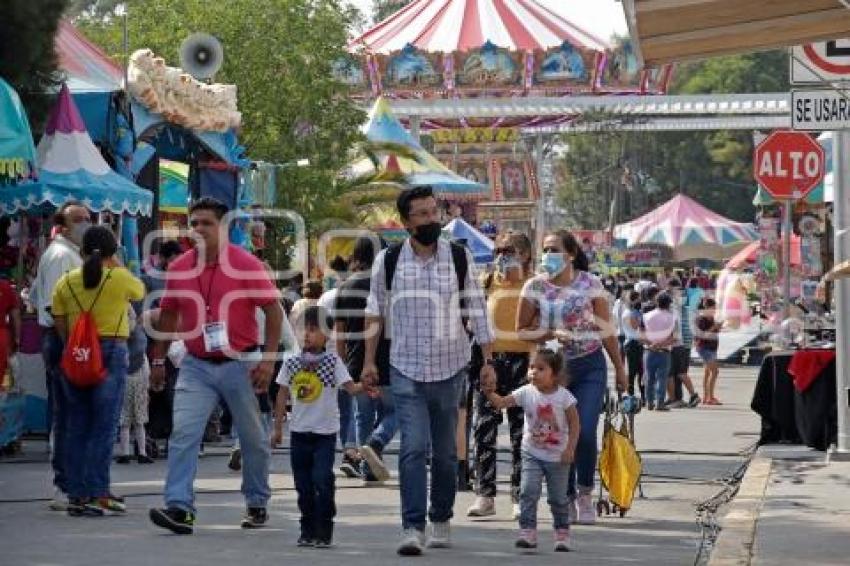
[556,49,789,227]
[0,0,68,133]
[373,0,411,23]
[75,0,365,227]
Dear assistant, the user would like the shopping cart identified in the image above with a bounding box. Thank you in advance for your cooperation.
[596,388,643,518]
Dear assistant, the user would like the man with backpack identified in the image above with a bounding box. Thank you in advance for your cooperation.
[362,186,495,556]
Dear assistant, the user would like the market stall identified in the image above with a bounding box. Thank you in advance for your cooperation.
[0,85,152,437]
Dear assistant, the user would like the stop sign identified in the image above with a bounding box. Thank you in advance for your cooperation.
[754,130,825,200]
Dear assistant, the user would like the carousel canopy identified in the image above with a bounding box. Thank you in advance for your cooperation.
[0,78,37,180]
[0,84,152,216]
[352,97,488,197]
[443,217,494,263]
[613,194,757,261]
[351,0,608,54]
[56,20,123,93]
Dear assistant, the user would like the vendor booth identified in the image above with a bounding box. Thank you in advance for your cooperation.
[0,85,152,438]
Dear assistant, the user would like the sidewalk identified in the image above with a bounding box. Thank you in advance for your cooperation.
[710,445,850,566]
[0,367,760,565]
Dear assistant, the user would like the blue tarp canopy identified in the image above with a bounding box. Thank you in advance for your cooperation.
[443,217,495,263]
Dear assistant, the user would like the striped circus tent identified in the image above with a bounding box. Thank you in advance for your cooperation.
[614,194,757,261]
[350,0,608,54]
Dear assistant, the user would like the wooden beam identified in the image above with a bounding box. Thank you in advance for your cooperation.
[636,0,839,38]
[641,7,850,65]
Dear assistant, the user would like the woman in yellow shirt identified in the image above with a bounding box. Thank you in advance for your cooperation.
[51,225,145,517]
[467,231,534,520]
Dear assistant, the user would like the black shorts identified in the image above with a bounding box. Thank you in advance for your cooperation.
[670,346,691,377]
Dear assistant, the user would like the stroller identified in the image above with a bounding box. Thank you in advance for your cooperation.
[596,388,643,518]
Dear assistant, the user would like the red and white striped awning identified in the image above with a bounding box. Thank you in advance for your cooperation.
[350,0,609,54]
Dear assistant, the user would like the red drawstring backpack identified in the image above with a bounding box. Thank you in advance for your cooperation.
[61,269,118,388]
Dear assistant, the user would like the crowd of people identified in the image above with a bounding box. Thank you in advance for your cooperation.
[29,186,726,556]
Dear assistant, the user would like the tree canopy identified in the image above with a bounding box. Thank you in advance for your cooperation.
[75,0,366,229]
[555,49,789,229]
[0,0,67,133]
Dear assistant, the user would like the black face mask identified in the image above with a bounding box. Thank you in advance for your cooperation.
[411,222,442,246]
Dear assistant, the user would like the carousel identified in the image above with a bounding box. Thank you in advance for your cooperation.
[340,0,673,236]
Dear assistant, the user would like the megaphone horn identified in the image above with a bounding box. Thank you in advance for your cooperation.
[179,33,223,81]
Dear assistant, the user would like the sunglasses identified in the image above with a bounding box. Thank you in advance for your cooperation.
[542,247,562,253]
[494,246,516,255]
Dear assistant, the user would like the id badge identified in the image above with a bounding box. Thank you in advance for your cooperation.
[203,321,230,353]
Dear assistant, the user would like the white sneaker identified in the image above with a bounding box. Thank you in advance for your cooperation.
[576,492,596,525]
[428,521,451,548]
[512,503,521,520]
[567,497,579,524]
[466,496,496,517]
[49,487,68,512]
[554,528,572,552]
[397,528,425,556]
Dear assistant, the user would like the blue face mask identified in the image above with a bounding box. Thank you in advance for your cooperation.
[496,254,521,275]
[540,252,567,276]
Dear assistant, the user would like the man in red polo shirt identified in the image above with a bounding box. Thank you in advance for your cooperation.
[148,197,283,535]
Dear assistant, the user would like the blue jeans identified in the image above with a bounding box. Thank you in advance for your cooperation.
[566,348,607,496]
[338,389,356,450]
[291,431,336,540]
[354,386,397,448]
[519,452,570,530]
[42,328,68,492]
[644,350,671,406]
[62,340,128,500]
[391,366,464,531]
[164,355,270,513]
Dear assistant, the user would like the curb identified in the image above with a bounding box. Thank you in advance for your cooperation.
[707,456,772,566]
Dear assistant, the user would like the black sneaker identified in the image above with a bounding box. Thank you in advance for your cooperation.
[688,394,701,408]
[339,455,362,479]
[67,498,105,517]
[115,455,131,464]
[360,442,390,482]
[241,507,268,529]
[314,538,333,549]
[149,507,195,535]
[137,454,155,464]
[228,448,242,471]
[297,535,315,547]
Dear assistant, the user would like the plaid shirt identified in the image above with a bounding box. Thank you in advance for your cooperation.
[366,239,494,383]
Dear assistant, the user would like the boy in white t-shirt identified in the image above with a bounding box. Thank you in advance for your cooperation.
[271,306,369,548]
[484,349,580,553]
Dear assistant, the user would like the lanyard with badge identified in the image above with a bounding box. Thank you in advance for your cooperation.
[197,251,229,353]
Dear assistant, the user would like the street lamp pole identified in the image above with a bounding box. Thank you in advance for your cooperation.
[832,130,850,457]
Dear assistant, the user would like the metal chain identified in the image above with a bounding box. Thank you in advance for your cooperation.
[693,441,759,565]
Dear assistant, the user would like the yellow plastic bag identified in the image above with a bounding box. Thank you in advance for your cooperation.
[598,420,642,510]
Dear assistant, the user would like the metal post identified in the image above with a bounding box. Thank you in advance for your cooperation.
[832,130,850,456]
[534,133,545,254]
[782,201,793,318]
[409,115,421,143]
[122,8,129,88]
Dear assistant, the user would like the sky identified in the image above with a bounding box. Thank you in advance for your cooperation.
[345,0,629,42]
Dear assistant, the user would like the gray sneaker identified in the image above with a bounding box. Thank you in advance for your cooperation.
[428,521,451,548]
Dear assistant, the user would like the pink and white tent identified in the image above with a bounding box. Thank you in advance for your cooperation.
[613,194,757,261]
[350,0,609,54]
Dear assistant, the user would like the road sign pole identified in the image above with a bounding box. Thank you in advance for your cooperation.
[782,200,793,319]
[833,130,850,456]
